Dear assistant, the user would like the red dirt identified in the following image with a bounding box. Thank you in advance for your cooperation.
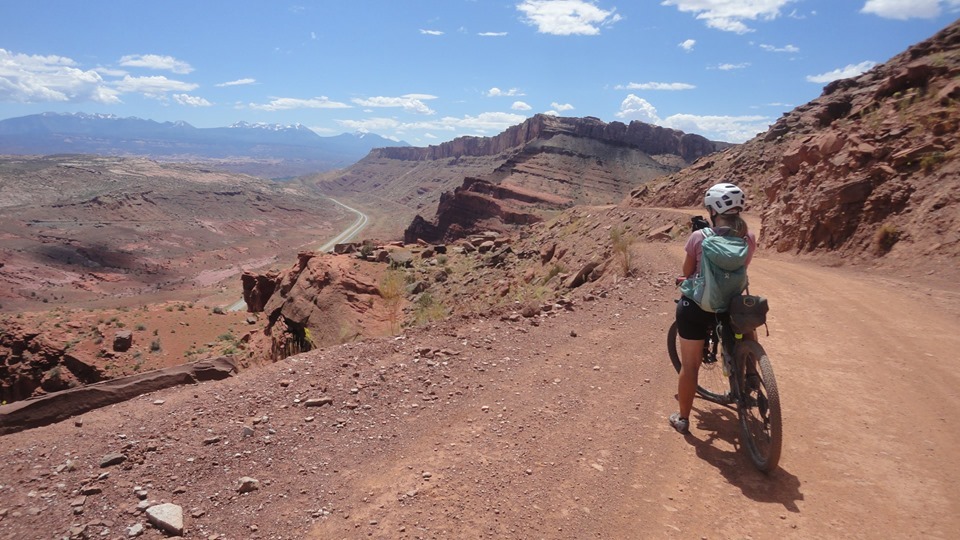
[1,238,957,539]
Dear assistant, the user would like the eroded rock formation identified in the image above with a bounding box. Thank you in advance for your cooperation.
[632,19,960,264]
[374,115,728,163]
[241,252,383,358]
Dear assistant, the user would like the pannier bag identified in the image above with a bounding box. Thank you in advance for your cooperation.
[728,294,769,334]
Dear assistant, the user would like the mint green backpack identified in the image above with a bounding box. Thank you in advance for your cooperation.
[680,228,749,313]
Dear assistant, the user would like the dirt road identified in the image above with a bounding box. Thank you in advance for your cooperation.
[1,242,957,539]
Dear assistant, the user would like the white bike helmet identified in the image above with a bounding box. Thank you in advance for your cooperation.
[704,182,746,215]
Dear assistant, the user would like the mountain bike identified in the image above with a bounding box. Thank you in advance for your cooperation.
[667,308,782,473]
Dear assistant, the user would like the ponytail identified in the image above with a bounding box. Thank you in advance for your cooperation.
[715,212,748,238]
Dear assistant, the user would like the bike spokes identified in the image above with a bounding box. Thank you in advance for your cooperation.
[735,342,782,473]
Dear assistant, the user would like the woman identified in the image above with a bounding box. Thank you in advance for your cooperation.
[669,182,757,434]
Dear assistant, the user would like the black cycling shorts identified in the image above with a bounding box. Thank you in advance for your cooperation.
[675,295,717,341]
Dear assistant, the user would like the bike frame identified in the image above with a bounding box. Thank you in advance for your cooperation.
[704,316,753,406]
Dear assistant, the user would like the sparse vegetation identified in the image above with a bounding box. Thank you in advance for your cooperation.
[543,263,566,285]
[149,338,162,352]
[875,223,901,255]
[360,241,375,259]
[379,269,406,333]
[610,226,634,277]
[413,293,447,325]
[920,152,945,172]
[212,306,225,315]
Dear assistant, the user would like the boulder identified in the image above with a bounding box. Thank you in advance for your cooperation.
[113,331,133,352]
[146,503,184,536]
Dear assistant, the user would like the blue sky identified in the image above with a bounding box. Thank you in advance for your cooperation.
[1,1,958,144]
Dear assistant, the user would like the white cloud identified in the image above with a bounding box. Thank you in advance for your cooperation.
[861,0,957,19]
[118,54,193,74]
[512,101,532,111]
[614,93,772,142]
[760,43,800,53]
[249,96,351,111]
[661,113,772,143]
[405,112,528,133]
[517,0,622,36]
[615,81,696,91]
[173,94,212,107]
[716,62,751,70]
[0,49,121,104]
[662,0,796,34]
[337,117,402,132]
[424,133,439,139]
[113,75,198,98]
[338,112,527,138]
[487,87,525,97]
[216,78,256,87]
[551,101,575,111]
[420,29,444,35]
[351,95,436,115]
[615,94,661,124]
[479,31,509,36]
[806,61,877,83]
[679,39,696,51]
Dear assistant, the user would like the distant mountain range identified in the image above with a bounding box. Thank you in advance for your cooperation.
[0,112,409,178]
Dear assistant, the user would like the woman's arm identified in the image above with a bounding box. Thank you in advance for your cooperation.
[682,252,697,278]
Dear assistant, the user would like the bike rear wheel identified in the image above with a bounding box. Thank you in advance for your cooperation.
[667,322,729,404]
[735,340,782,473]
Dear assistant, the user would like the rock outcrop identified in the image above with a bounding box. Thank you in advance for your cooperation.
[374,115,728,163]
[241,252,384,359]
[631,19,960,266]
[0,357,236,435]
[404,178,550,243]
[401,116,731,243]
[0,324,105,402]
[316,115,730,240]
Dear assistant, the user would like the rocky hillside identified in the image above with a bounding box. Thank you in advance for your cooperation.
[311,115,729,239]
[0,155,354,312]
[632,19,960,274]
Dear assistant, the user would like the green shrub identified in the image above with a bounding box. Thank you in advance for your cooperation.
[414,293,447,325]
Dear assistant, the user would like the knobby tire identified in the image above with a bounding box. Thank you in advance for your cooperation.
[735,340,782,473]
[667,322,729,404]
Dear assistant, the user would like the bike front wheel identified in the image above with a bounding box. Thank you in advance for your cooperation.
[667,322,729,404]
[735,340,782,473]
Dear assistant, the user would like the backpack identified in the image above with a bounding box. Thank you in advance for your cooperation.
[680,228,749,313]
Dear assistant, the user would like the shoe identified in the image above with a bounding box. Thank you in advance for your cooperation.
[669,413,689,434]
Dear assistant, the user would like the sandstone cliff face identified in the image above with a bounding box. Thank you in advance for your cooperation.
[631,19,960,267]
[373,114,727,163]
[316,115,729,240]
[404,178,549,243]
[397,116,730,243]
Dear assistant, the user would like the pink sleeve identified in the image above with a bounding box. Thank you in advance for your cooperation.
[745,232,757,267]
[684,231,705,274]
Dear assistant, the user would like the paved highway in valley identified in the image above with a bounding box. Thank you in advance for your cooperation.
[226,197,369,312]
